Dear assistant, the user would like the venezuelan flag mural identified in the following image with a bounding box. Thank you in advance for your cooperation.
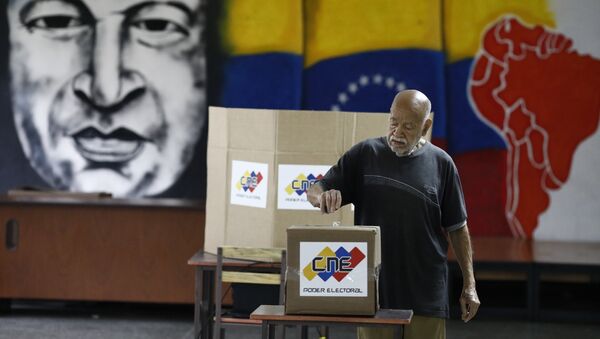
[219,0,600,241]
[445,0,600,240]
[303,0,447,143]
[220,0,303,109]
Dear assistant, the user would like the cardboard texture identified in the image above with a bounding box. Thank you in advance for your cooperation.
[204,107,389,253]
[285,225,381,315]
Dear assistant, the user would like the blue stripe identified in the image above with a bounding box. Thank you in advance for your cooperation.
[221,52,303,109]
[446,59,506,154]
[303,49,447,139]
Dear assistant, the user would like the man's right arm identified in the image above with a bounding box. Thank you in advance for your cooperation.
[307,182,342,214]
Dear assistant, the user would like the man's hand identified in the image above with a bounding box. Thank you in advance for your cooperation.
[459,284,480,322]
[318,189,342,214]
[306,183,342,214]
[448,224,480,322]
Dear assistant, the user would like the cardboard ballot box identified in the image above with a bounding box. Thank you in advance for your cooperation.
[285,225,381,315]
[204,107,388,253]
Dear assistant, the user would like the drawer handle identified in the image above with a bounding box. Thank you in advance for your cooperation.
[5,219,19,251]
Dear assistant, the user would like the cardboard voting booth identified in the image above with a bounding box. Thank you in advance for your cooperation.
[204,106,389,253]
[285,225,381,315]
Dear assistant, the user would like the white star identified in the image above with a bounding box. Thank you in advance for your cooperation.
[359,75,369,86]
[348,83,358,93]
[373,74,383,84]
[396,82,406,91]
[385,77,395,88]
[338,93,348,103]
[331,105,340,111]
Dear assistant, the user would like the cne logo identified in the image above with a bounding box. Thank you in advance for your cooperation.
[303,246,365,282]
[285,173,323,196]
[235,171,263,192]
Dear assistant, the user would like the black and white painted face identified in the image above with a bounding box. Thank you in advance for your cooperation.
[7,0,206,197]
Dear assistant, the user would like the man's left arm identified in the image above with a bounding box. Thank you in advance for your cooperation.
[448,224,480,322]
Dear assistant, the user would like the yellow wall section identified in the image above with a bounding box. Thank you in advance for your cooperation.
[223,0,556,63]
[304,0,442,67]
[444,0,556,63]
[224,0,303,55]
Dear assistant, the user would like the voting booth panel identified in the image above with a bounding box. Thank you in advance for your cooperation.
[204,107,388,253]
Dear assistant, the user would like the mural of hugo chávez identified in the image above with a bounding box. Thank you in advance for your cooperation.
[1,0,206,198]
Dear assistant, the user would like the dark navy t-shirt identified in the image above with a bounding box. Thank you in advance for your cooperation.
[320,136,467,318]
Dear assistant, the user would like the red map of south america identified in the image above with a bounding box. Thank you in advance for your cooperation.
[469,17,600,237]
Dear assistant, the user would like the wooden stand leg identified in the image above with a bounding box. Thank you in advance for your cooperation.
[298,325,308,339]
[0,299,11,314]
[261,321,269,339]
[394,325,403,339]
[194,269,201,339]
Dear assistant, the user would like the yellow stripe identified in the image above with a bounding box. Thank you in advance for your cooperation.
[224,0,303,55]
[444,0,555,63]
[305,0,442,67]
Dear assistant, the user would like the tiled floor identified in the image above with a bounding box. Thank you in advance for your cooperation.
[1,301,599,339]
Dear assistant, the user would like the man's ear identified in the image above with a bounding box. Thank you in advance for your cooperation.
[421,116,433,137]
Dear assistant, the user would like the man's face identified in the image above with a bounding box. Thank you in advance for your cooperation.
[7,0,206,197]
[387,105,427,156]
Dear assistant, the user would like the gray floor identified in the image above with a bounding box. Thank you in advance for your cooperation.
[1,301,600,339]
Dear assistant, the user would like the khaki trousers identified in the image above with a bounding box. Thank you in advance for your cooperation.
[357,315,445,339]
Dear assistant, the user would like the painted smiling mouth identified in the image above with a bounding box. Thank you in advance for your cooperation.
[73,127,146,163]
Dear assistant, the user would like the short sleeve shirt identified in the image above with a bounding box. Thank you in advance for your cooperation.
[319,136,467,318]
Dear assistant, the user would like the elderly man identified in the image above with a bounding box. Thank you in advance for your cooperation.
[6,0,206,197]
[307,89,480,339]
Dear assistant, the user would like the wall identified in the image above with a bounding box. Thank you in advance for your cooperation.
[1,0,598,241]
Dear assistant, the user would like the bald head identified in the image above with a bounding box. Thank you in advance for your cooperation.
[387,89,433,156]
[390,89,431,121]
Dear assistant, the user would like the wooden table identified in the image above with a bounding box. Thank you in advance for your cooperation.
[251,305,412,339]
[447,236,536,319]
[447,237,600,321]
[531,240,600,321]
[190,237,600,339]
[187,250,280,339]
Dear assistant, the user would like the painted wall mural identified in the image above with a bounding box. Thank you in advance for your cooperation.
[219,0,599,241]
[469,17,600,238]
[0,0,207,198]
[444,0,600,241]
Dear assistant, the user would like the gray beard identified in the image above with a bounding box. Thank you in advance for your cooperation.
[389,138,426,158]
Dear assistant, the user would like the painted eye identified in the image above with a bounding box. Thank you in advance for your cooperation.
[27,15,83,29]
[132,19,187,35]
[128,4,193,47]
[130,18,191,47]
